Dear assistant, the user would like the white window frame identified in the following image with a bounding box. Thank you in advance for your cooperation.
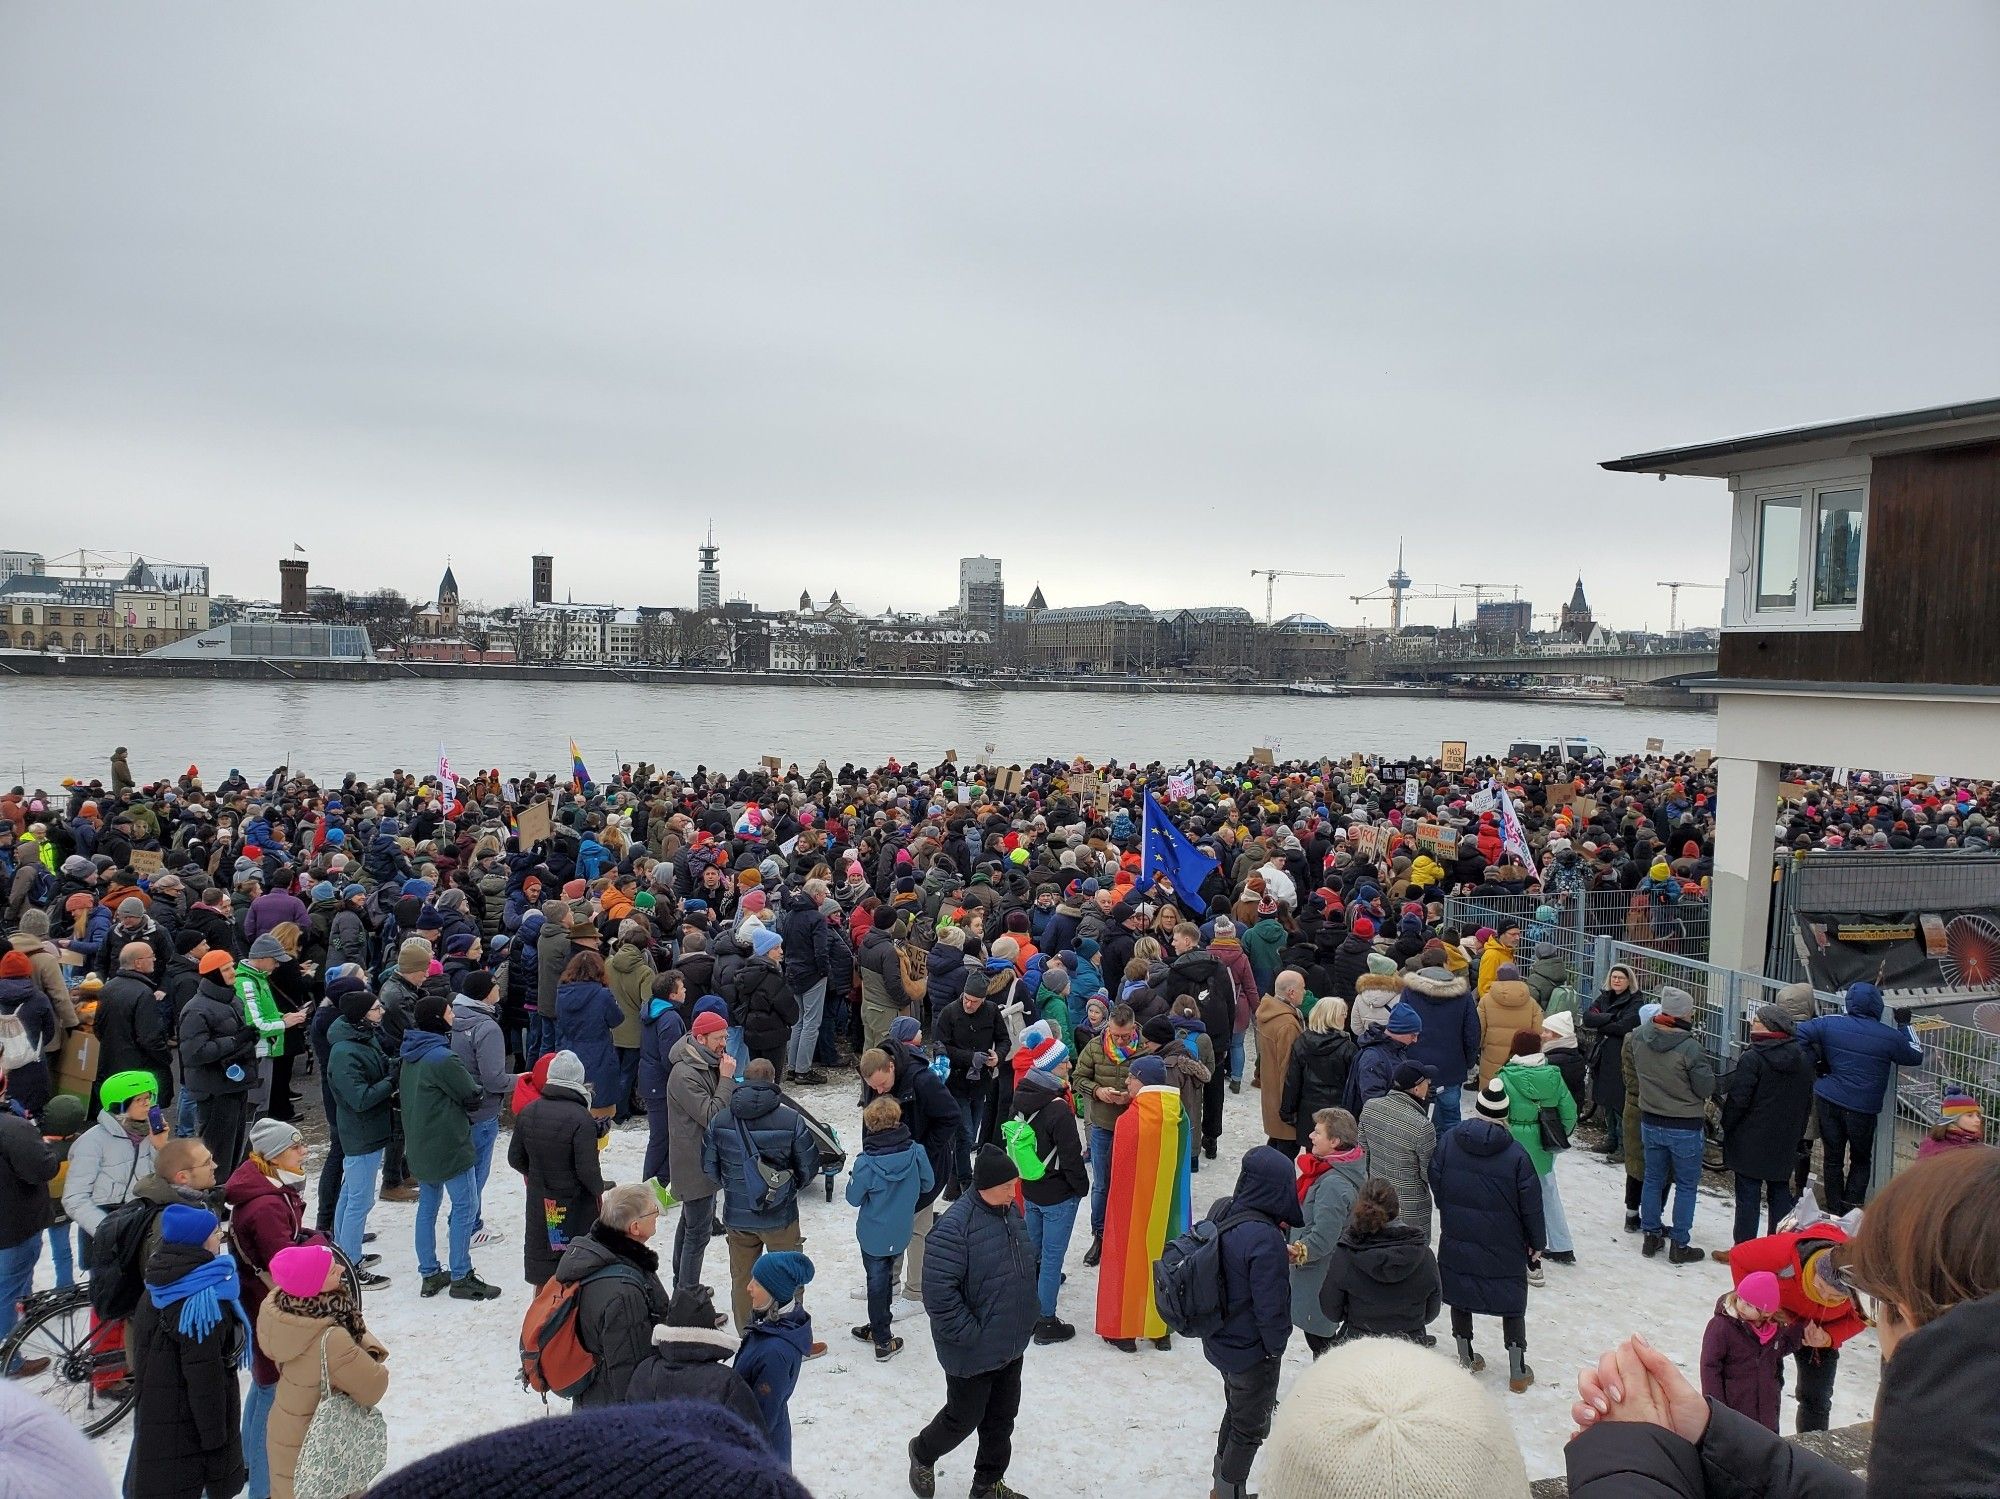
[1724,458,1869,632]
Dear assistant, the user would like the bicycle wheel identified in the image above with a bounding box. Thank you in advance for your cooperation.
[0,1285,138,1438]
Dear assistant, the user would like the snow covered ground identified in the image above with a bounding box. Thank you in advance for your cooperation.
[64,1074,1880,1496]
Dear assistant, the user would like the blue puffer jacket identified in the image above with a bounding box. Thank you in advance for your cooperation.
[553,980,625,1103]
[844,1125,934,1257]
[1201,1146,1303,1374]
[365,829,409,884]
[735,1304,812,1464]
[575,838,613,882]
[1429,1118,1544,1318]
[921,1191,1039,1379]
[701,1079,821,1231]
[1796,983,1925,1114]
[1400,969,1480,1088]
[636,996,687,1104]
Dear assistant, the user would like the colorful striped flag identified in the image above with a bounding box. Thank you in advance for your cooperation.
[570,738,592,790]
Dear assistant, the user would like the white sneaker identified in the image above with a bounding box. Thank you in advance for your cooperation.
[472,1228,507,1247]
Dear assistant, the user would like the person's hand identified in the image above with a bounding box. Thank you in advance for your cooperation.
[1287,1241,1308,1266]
[1803,1321,1831,1348]
[148,1126,171,1150]
[1570,1336,1708,1445]
[283,1011,307,1027]
[1095,1086,1119,1104]
[718,1052,737,1080]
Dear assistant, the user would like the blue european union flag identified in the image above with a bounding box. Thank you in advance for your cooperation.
[1141,792,1219,898]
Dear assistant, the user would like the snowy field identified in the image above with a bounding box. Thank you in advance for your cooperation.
[62,1074,1880,1496]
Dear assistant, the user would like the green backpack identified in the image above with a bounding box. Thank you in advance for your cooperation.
[1000,1116,1055,1182]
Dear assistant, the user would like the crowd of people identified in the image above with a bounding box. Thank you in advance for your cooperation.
[0,743,1993,1498]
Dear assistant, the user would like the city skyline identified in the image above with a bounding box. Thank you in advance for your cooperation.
[4,6,1996,633]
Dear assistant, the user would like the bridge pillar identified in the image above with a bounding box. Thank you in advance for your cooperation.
[1709,755,1779,973]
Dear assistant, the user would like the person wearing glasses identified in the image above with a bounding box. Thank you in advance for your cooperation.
[553,1182,670,1408]
[1562,1147,2000,1496]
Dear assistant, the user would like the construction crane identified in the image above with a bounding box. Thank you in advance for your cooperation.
[1656,580,1723,633]
[1459,581,1523,601]
[1343,541,1486,632]
[1249,568,1345,626]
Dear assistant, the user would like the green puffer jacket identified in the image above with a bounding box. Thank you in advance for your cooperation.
[398,1030,480,1184]
[1499,1055,1579,1175]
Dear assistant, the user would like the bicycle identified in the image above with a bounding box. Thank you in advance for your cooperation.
[0,1244,363,1439]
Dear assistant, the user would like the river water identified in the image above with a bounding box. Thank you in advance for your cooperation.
[1,678,1714,790]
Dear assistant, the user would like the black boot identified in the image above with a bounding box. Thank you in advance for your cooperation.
[1032,1316,1075,1345]
[1642,1233,1664,1258]
[1083,1234,1102,1267]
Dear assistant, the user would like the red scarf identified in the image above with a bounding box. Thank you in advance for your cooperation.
[1294,1144,1364,1203]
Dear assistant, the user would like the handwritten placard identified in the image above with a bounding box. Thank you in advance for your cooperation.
[1440,742,1466,774]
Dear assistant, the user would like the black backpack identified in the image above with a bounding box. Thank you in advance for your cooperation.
[1152,1208,1259,1339]
[86,1199,161,1319]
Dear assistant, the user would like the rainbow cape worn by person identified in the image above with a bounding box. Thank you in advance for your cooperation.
[1095,1084,1191,1340]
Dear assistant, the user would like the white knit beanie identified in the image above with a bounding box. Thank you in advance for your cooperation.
[1260,1338,1530,1499]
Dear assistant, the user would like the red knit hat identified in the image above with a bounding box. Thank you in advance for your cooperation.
[1352,917,1376,938]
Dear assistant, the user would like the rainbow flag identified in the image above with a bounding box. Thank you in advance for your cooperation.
[1095,1084,1191,1340]
[570,738,592,790]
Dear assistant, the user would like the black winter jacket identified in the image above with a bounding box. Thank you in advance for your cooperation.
[933,996,1009,1096]
[96,972,174,1107]
[129,1243,248,1499]
[1012,1071,1088,1206]
[922,1192,1039,1379]
[507,1082,605,1286]
[1721,1036,1817,1183]
[1318,1221,1441,1341]
[1202,1147,1303,1374]
[0,1110,56,1250]
[1164,950,1231,1045]
[1322,934,1373,1003]
[878,1040,958,1208]
[1280,1027,1358,1129]
[727,960,799,1057]
[176,977,259,1099]
[556,1221,670,1409]
[627,1326,764,1428]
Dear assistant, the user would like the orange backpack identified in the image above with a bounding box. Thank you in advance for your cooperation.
[518,1264,643,1399]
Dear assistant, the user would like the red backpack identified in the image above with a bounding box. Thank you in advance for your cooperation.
[518,1264,644,1399]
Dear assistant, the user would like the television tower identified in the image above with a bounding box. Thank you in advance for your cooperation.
[697,523,721,611]
[1386,540,1412,633]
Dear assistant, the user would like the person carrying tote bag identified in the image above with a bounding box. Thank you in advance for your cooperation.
[257,1245,390,1499]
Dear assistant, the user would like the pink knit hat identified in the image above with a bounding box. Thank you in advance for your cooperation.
[270,1244,336,1298]
[1737,1269,1780,1314]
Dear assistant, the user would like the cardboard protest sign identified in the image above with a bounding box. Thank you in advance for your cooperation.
[515,801,552,848]
[129,849,163,877]
[1440,742,1466,773]
[1545,781,1575,808]
[761,755,783,772]
[1693,749,1712,772]
[1413,819,1459,859]
[1572,796,1598,821]
[1404,778,1420,807]
[1645,737,1664,753]
[1251,747,1275,768]
[1780,781,1811,804]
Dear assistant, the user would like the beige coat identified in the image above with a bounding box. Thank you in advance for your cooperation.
[7,932,78,1053]
[256,1298,390,1499]
[1476,979,1544,1086]
[1254,995,1304,1142]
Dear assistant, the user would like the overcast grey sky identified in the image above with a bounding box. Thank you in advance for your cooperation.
[3,4,1997,631]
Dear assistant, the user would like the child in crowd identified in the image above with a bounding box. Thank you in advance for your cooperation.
[1699,1268,1827,1431]
[40,1093,88,1287]
[844,1095,932,1361]
[1918,1084,1986,1158]
[736,1250,816,1467]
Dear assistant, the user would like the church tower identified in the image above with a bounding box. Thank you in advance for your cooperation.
[438,563,460,635]
[1560,577,1592,641]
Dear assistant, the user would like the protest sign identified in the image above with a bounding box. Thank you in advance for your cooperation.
[1440,741,1466,773]
[515,801,552,848]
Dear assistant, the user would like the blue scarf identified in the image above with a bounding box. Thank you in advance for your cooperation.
[147,1256,253,1367]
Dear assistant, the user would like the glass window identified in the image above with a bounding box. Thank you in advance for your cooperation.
[1755,495,1801,611]
[1813,488,1863,610]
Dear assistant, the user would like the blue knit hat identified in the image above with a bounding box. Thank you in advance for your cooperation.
[371,1402,808,1499]
[748,925,782,960]
[749,1250,814,1305]
[1129,1055,1168,1087]
[1386,1002,1424,1035]
[888,1016,923,1045]
[159,1204,219,1247]
[311,882,335,904]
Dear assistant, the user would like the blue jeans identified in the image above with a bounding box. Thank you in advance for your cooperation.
[334,1147,383,1267]
[175,1085,200,1138]
[1023,1195,1080,1319]
[1538,1170,1573,1254]
[47,1223,77,1288]
[416,1166,480,1280]
[787,979,828,1073]
[1089,1125,1115,1236]
[1228,1031,1245,1083]
[1640,1121,1704,1246]
[0,1234,41,1367]
[1733,1174,1797,1245]
[1432,1083,1464,1133]
[863,1250,897,1348]
[526,1010,551,1061]
[469,1118,499,1234]
[244,1376,276,1499]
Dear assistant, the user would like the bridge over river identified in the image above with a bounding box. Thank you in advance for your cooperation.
[1384,647,1717,685]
